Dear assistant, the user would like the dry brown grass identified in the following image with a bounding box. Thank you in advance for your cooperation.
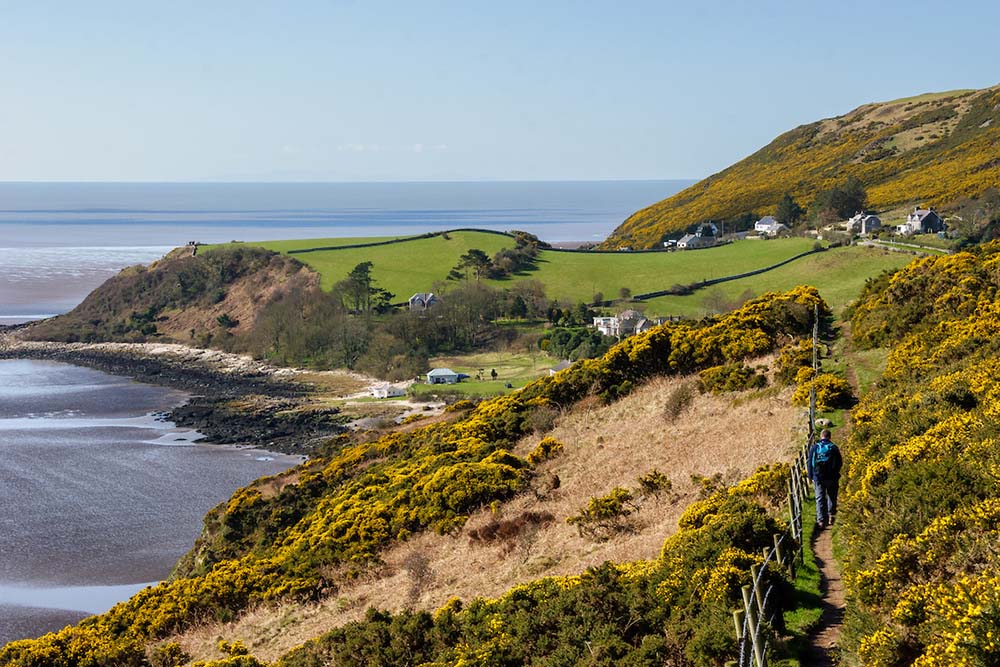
[160,265,320,340]
[166,374,804,663]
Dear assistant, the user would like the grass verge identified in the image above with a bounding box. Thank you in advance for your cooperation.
[774,500,825,666]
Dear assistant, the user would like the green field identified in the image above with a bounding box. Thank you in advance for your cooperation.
[220,231,513,297]
[641,246,913,319]
[223,231,822,305]
[411,349,561,397]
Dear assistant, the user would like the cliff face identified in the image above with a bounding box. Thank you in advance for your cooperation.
[605,85,1000,248]
[23,245,320,345]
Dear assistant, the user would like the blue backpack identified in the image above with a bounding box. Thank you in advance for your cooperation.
[812,440,836,477]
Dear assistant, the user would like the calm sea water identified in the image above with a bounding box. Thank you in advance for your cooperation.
[0,359,301,645]
[0,181,690,322]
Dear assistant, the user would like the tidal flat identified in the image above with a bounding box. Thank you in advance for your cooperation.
[0,359,300,645]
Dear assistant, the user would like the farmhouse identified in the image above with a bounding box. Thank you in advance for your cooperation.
[408,292,439,311]
[897,208,945,235]
[754,216,788,237]
[677,233,716,250]
[675,221,720,250]
[846,212,882,236]
[426,368,460,384]
[371,384,406,399]
[593,310,665,339]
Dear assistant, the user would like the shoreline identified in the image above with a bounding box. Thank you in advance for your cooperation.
[0,333,350,455]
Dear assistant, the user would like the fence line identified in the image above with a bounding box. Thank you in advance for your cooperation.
[730,304,820,667]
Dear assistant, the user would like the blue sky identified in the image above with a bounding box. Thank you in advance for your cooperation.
[1,1,997,182]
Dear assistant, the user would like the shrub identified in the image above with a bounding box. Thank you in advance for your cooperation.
[698,363,768,393]
[792,372,854,410]
[567,487,638,540]
[637,469,673,497]
[775,339,814,384]
[526,436,564,465]
[663,380,697,421]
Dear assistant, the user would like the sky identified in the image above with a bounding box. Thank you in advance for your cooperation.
[1,1,998,182]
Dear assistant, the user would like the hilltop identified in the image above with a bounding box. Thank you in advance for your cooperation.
[606,85,1000,248]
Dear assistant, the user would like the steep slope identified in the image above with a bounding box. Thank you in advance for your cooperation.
[0,287,826,667]
[170,373,802,662]
[23,245,319,345]
[606,85,1000,248]
[838,241,1000,664]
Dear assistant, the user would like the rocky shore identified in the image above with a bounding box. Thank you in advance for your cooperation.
[0,334,350,455]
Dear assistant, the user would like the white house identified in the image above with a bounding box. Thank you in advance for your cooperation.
[846,212,882,236]
[426,368,460,384]
[371,384,407,399]
[592,311,666,339]
[754,216,789,237]
[897,208,946,235]
[677,233,716,249]
[409,292,439,311]
[593,316,618,337]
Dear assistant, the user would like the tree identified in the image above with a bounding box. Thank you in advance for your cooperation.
[775,193,805,225]
[814,176,868,219]
[449,249,493,282]
[337,262,394,314]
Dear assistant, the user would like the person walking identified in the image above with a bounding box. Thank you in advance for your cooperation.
[808,428,842,528]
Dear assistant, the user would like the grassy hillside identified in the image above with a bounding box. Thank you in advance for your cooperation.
[217,231,512,298]
[606,84,1000,248]
[642,245,913,318]
[170,373,801,662]
[227,231,819,304]
[25,245,318,345]
[0,288,827,667]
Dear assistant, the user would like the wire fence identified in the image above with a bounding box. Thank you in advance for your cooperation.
[730,305,820,667]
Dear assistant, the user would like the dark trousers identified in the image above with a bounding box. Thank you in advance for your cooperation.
[813,478,839,525]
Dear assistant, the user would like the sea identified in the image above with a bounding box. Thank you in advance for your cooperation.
[0,359,302,645]
[0,180,690,645]
[0,181,690,323]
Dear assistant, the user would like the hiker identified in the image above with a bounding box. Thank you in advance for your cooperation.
[808,428,842,528]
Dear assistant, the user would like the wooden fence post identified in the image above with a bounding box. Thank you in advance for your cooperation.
[742,585,764,667]
[732,609,745,642]
[750,564,765,616]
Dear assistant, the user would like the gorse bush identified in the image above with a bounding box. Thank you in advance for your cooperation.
[791,372,854,411]
[698,362,767,393]
[566,487,639,540]
[838,245,1000,666]
[277,467,791,667]
[606,87,1000,248]
[0,288,824,666]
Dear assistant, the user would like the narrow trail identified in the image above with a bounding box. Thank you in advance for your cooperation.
[803,321,853,664]
[804,515,846,664]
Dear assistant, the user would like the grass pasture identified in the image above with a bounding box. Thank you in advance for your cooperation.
[641,245,913,319]
[411,349,561,397]
[521,237,818,303]
[224,231,822,305]
[229,231,512,298]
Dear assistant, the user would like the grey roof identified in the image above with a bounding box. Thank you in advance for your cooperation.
[550,360,573,372]
[678,233,697,243]
[427,368,457,377]
[757,215,779,225]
